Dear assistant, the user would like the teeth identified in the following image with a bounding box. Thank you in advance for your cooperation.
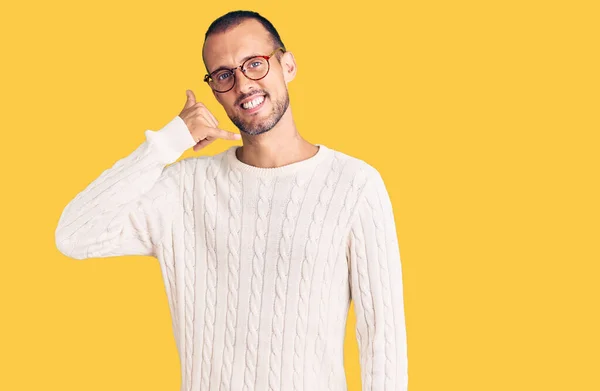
[242,95,265,109]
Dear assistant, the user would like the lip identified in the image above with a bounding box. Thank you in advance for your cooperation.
[240,95,266,114]
[239,94,266,106]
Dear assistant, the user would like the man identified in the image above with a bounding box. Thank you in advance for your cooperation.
[55,10,408,391]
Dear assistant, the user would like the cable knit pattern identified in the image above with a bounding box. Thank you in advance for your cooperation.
[198,155,218,391]
[323,168,370,389]
[309,153,343,379]
[55,115,408,391]
[220,165,243,391]
[184,157,198,391]
[366,194,395,390]
[347,170,409,391]
[243,175,275,391]
[292,153,339,391]
[268,168,313,391]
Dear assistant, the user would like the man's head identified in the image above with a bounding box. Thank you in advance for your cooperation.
[202,11,296,136]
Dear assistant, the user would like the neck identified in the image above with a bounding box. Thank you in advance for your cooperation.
[237,106,318,169]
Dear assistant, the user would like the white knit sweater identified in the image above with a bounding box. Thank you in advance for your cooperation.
[55,115,408,391]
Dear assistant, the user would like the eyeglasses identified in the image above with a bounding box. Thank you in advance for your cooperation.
[203,47,285,93]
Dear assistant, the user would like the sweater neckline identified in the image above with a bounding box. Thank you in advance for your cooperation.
[226,144,330,177]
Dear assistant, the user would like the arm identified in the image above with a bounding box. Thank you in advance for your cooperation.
[55,115,197,260]
[347,168,409,390]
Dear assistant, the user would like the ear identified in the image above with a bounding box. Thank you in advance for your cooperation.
[281,51,297,83]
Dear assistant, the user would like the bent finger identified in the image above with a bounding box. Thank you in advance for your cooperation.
[199,112,217,128]
[192,137,216,152]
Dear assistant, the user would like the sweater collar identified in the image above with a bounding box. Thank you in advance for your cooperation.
[225,144,331,177]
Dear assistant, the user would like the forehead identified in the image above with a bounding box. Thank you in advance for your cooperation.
[203,19,274,72]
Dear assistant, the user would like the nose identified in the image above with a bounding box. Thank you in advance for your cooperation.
[233,66,258,94]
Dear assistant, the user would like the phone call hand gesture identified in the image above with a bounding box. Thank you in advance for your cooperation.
[179,89,241,152]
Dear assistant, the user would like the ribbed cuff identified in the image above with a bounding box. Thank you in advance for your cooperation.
[145,115,197,164]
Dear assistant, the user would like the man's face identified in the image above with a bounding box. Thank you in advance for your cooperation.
[202,19,294,136]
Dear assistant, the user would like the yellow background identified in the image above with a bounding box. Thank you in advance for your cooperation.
[1,1,598,390]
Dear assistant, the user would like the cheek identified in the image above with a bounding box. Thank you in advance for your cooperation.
[218,97,237,112]
[269,79,285,97]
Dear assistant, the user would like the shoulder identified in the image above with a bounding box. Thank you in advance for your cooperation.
[169,149,225,175]
[321,147,391,230]
[326,147,395,214]
[326,147,384,189]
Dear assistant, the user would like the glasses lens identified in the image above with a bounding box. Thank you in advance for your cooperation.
[243,57,269,80]
[211,70,234,92]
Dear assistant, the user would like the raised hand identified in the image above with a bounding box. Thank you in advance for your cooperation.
[179,89,241,152]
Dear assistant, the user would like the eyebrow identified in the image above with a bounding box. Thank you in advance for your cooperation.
[209,53,263,75]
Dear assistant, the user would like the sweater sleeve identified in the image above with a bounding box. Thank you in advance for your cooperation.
[347,168,409,391]
[55,115,198,260]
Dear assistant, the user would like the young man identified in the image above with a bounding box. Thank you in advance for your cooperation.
[55,10,408,391]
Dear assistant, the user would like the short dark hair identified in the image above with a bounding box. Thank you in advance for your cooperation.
[203,10,286,61]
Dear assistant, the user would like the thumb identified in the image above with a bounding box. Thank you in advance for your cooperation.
[184,89,196,109]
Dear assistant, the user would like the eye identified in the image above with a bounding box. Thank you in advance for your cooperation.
[216,71,232,81]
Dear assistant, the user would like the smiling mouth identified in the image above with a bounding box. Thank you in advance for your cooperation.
[240,95,266,110]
